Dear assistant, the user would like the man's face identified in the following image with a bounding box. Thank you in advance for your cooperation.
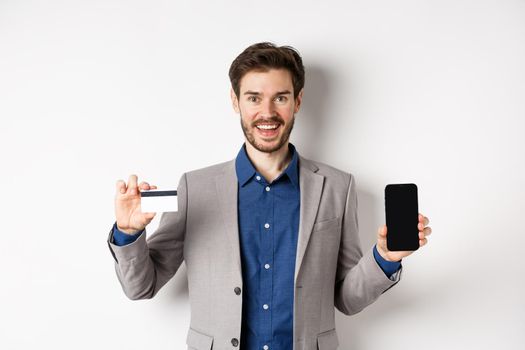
[231,68,303,153]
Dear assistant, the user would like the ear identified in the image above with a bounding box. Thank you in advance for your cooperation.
[231,88,240,114]
[294,88,304,113]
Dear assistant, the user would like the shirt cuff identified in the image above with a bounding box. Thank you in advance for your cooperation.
[112,222,144,246]
[373,244,402,278]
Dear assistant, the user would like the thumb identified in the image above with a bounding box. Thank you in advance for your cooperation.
[378,224,387,237]
[144,212,156,221]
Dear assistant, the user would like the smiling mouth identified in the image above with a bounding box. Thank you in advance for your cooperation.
[255,123,281,137]
[255,123,280,130]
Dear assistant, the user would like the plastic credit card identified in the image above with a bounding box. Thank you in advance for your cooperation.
[140,190,178,213]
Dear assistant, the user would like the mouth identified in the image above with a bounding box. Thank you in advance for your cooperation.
[255,122,281,138]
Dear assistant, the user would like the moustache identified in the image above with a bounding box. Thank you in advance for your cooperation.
[251,116,285,127]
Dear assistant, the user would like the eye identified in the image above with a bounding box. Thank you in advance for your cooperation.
[275,95,288,103]
[247,96,259,103]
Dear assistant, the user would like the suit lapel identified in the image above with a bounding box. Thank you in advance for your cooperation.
[295,155,325,283]
[215,160,243,277]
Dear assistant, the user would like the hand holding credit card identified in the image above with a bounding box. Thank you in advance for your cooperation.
[114,174,178,235]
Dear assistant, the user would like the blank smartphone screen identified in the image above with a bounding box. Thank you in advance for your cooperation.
[385,183,419,251]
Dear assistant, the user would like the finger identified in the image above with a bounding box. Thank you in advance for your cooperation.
[377,236,388,252]
[150,185,158,189]
[139,181,151,190]
[378,225,387,238]
[116,179,127,194]
[418,223,432,234]
[419,228,432,239]
[128,174,138,195]
[419,237,428,247]
[418,222,430,231]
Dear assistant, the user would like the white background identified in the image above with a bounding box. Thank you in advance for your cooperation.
[1,0,524,349]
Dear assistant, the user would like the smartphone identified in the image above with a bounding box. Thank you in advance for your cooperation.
[384,183,419,251]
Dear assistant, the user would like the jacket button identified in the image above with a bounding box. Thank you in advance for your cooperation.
[234,287,241,295]
[231,338,239,347]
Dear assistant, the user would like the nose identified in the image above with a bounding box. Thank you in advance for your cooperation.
[259,98,276,118]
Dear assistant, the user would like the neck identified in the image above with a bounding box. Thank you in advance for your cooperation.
[245,141,292,183]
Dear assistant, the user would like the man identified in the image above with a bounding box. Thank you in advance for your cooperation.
[107,42,432,350]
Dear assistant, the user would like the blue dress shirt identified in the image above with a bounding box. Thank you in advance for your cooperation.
[235,142,300,350]
[112,143,401,349]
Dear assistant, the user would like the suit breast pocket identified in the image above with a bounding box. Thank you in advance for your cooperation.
[312,216,341,233]
[317,328,340,350]
[310,216,342,253]
[186,327,213,350]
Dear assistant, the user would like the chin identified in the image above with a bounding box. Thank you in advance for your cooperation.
[253,138,287,153]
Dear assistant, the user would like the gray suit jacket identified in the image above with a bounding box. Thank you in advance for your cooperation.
[107,155,402,350]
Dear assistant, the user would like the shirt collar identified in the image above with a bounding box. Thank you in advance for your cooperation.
[235,142,299,188]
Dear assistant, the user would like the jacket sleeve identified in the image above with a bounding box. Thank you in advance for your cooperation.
[334,173,402,315]
[107,173,188,300]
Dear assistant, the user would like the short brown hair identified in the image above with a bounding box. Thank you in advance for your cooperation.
[229,42,305,99]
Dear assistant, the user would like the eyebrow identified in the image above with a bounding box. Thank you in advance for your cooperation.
[243,90,292,96]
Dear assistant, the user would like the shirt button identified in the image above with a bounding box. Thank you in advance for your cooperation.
[264,264,270,269]
[265,186,270,192]
[263,304,269,310]
[264,223,270,229]
[231,338,239,347]
[256,175,261,181]
[234,287,241,295]
[263,345,269,350]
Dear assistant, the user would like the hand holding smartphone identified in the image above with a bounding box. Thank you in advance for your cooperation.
[385,183,419,251]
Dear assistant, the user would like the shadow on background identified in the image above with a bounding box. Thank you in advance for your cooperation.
[293,64,334,160]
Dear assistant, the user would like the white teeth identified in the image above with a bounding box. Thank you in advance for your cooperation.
[256,124,279,130]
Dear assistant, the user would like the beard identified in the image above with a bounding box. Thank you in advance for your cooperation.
[240,113,295,153]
